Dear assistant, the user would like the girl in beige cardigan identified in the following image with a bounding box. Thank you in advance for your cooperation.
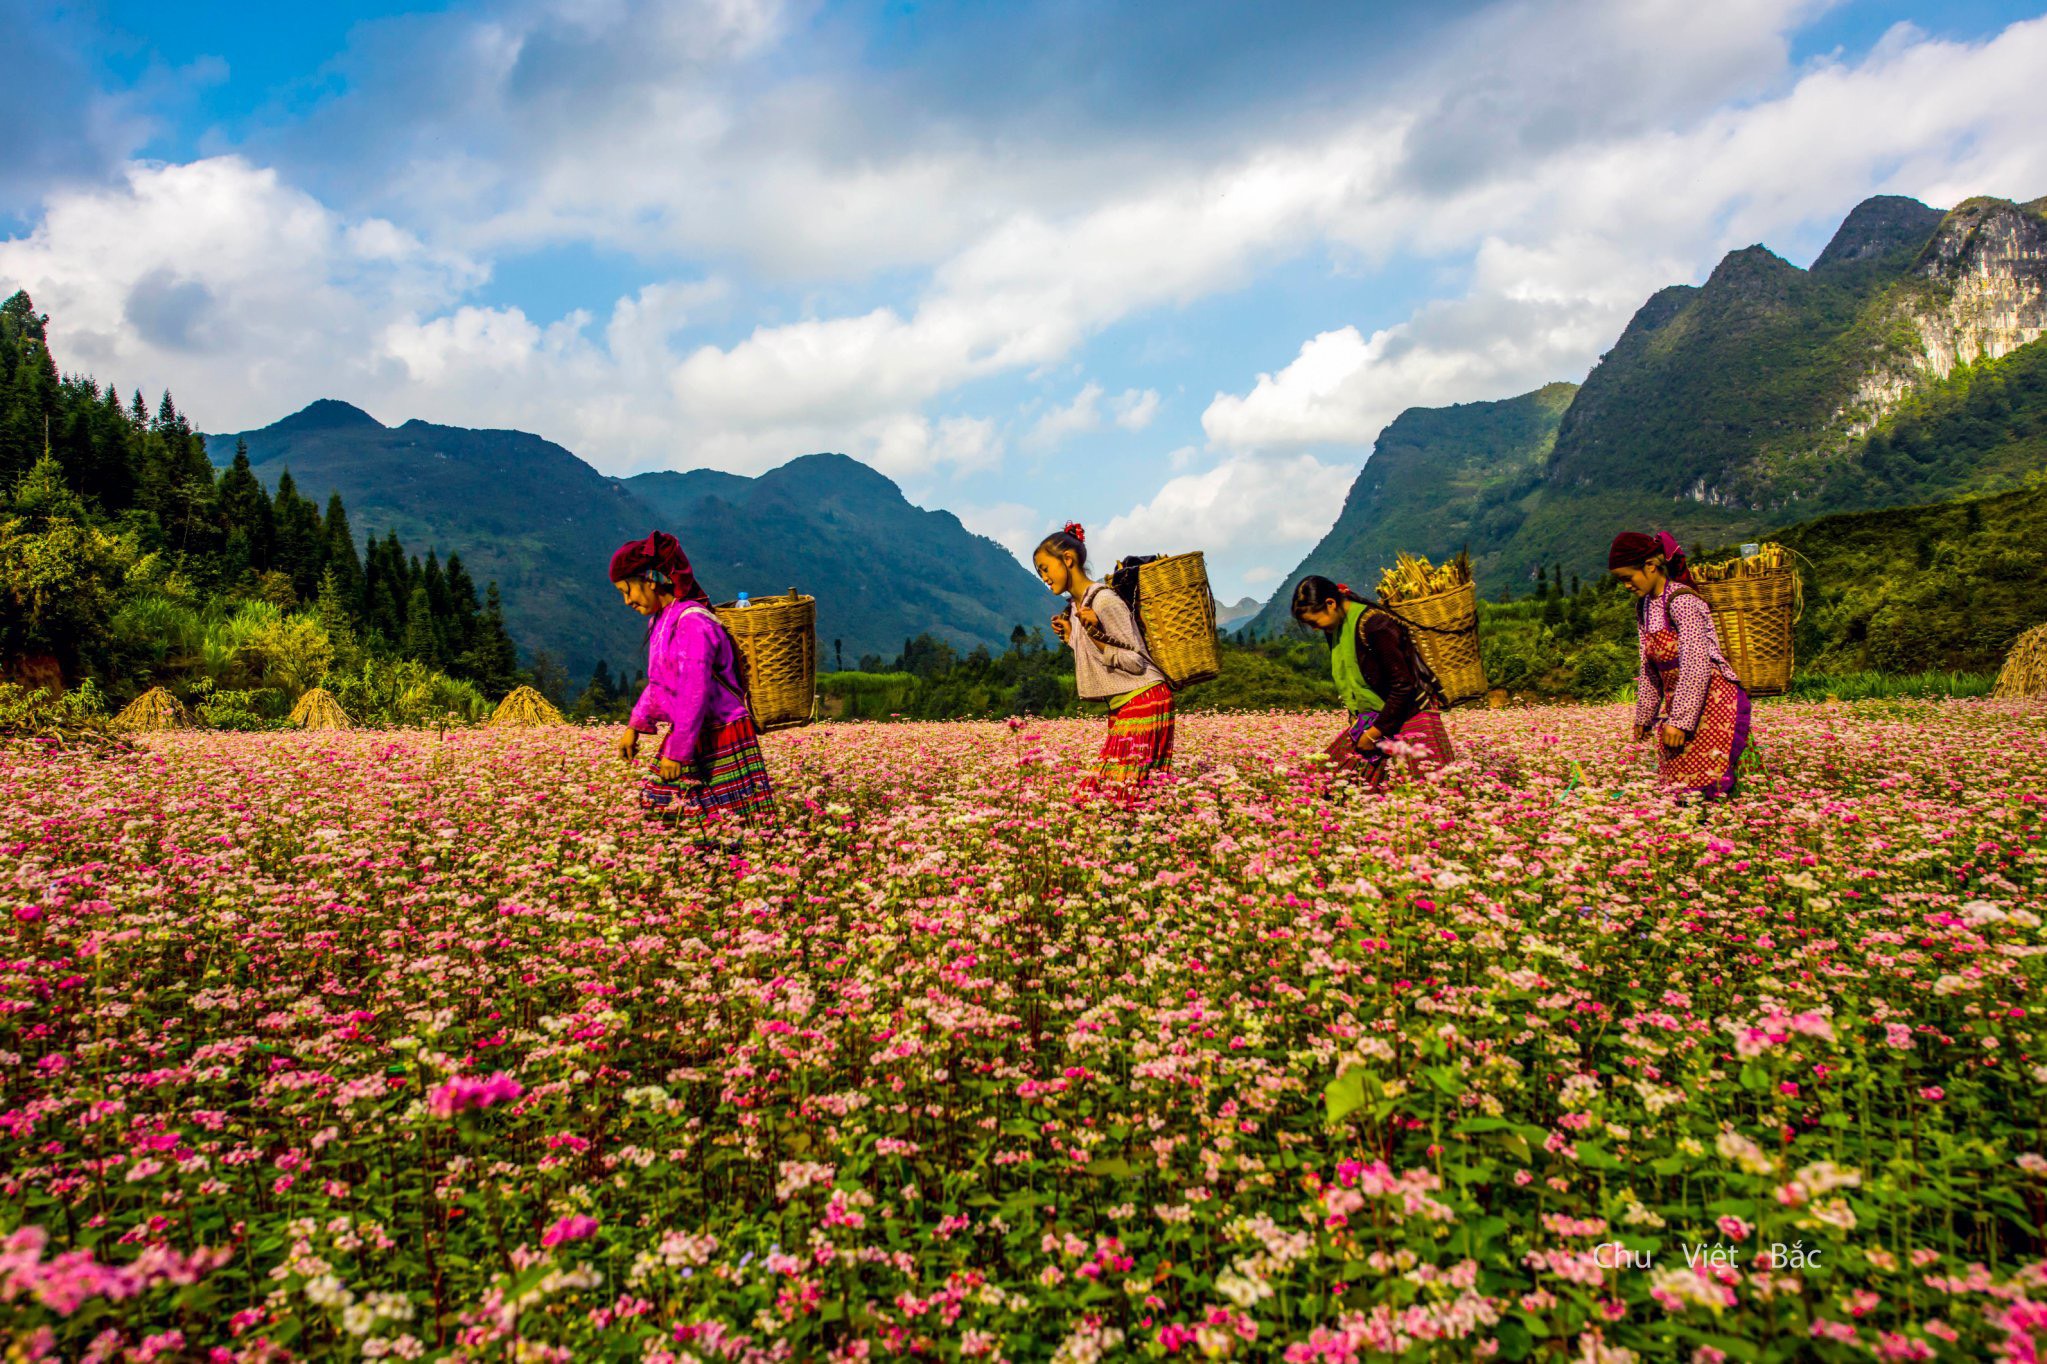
[1033,522,1175,789]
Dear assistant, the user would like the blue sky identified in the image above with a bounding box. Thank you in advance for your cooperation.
[5,0,2045,598]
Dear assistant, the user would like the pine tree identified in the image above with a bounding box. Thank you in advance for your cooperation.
[468,582,520,695]
[0,291,58,483]
[528,649,569,706]
[573,658,619,719]
[400,585,441,664]
[216,440,275,571]
[322,494,364,616]
[422,551,454,632]
[442,553,482,665]
[312,567,363,671]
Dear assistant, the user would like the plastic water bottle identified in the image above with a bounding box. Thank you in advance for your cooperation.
[736,591,750,608]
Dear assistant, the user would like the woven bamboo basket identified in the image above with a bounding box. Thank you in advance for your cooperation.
[716,589,816,731]
[1134,553,1221,688]
[1694,569,1797,696]
[1392,581,1486,707]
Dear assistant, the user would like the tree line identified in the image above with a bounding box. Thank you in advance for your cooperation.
[0,289,539,724]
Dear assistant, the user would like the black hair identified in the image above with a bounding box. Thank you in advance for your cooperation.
[1290,574,1368,641]
[1035,522,1089,572]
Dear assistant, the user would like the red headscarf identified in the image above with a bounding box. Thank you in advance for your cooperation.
[1607,530,1691,582]
[608,531,710,605]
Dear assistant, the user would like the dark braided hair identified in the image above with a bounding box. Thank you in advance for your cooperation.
[1290,574,1369,643]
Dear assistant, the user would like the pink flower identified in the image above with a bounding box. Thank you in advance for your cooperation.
[540,1215,598,1248]
[427,1072,525,1119]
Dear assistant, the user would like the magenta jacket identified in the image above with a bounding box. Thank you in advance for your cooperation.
[629,601,752,763]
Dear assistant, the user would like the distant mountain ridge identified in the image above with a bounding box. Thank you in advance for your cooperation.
[208,407,1052,676]
[1244,191,2047,636]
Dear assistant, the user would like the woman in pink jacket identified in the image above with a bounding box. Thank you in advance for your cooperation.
[608,532,774,825]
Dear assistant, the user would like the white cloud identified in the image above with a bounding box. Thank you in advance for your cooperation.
[950,500,1046,565]
[1112,388,1161,431]
[0,157,483,420]
[1097,451,1358,573]
[9,0,2047,516]
[1201,11,2047,453]
[1027,382,1163,446]
[1028,382,1104,446]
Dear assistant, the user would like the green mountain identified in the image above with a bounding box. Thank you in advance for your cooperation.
[1240,382,1577,635]
[1774,482,2047,676]
[1247,192,2047,635]
[621,454,1056,671]
[208,406,1052,677]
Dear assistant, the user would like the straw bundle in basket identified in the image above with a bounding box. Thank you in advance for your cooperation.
[716,589,816,731]
[1377,551,1486,707]
[1994,622,2047,698]
[113,686,195,731]
[1690,543,1798,697]
[288,686,353,730]
[1133,552,1221,688]
[489,685,565,727]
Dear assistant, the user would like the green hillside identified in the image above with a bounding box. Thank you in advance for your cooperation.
[212,410,1054,676]
[1240,382,1577,635]
[1250,192,2047,633]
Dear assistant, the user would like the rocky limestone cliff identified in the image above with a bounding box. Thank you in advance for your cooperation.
[1838,196,2047,438]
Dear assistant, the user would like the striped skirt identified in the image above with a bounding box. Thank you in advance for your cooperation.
[1088,683,1176,788]
[639,714,775,826]
[1346,708,1456,787]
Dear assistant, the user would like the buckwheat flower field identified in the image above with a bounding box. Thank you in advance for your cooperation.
[5,701,2046,1363]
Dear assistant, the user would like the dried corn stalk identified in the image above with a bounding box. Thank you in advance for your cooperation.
[1377,549,1473,605]
[1691,542,1789,583]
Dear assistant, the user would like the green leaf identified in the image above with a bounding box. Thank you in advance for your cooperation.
[1324,1065,1371,1124]
[1086,1157,1135,1178]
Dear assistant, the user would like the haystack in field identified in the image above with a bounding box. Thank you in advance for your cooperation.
[1994,623,2047,699]
[288,686,353,730]
[489,685,564,727]
[113,686,195,731]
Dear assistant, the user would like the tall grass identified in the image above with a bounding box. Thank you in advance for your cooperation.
[1780,671,1995,701]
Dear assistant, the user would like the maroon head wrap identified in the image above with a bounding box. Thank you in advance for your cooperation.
[1607,530,1692,582]
[608,531,710,605]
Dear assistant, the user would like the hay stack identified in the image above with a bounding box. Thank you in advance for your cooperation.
[489,685,565,727]
[288,686,353,730]
[113,686,194,731]
[1994,622,2047,699]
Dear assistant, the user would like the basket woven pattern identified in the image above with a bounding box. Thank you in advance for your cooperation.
[1135,552,1221,687]
[716,592,816,731]
[1694,571,1796,696]
[1398,581,1486,707]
